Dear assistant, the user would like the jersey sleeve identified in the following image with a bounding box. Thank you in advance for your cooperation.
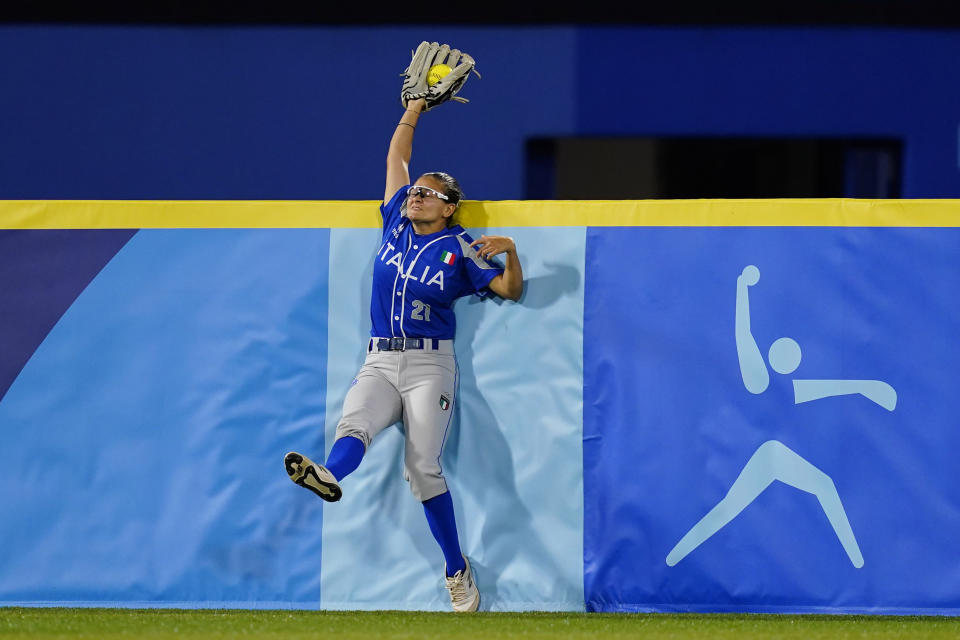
[380,185,410,228]
[455,233,505,297]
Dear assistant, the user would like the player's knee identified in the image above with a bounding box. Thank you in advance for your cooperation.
[334,422,372,449]
[404,462,446,502]
[408,475,447,502]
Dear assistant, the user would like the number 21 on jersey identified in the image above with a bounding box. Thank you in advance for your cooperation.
[411,300,431,322]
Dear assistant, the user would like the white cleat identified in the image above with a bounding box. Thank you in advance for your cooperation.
[445,555,480,613]
[284,451,342,502]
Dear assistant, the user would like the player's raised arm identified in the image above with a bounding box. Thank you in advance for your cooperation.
[386,41,479,204]
[385,41,444,203]
[385,98,423,204]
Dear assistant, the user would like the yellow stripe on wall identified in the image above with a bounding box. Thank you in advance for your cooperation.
[2,199,960,229]
[0,200,382,230]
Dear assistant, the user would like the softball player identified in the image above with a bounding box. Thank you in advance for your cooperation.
[285,51,523,612]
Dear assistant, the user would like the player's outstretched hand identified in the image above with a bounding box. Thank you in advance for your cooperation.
[400,41,480,111]
[469,235,515,259]
[400,41,439,108]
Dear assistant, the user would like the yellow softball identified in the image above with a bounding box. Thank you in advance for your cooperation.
[427,63,452,86]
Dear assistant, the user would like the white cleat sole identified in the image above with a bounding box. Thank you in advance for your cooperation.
[284,451,342,502]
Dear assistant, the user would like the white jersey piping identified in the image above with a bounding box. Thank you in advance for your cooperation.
[399,233,455,338]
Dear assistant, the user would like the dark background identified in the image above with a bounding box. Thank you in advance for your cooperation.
[2,2,958,200]
[5,1,960,27]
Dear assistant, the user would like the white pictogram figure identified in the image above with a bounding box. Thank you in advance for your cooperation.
[666,265,897,569]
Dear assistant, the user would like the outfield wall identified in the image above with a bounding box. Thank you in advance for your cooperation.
[1,200,959,613]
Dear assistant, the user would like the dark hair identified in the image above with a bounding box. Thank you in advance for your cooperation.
[419,171,464,208]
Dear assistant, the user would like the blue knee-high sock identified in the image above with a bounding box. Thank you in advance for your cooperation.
[423,491,466,576]
[323,436,365,481]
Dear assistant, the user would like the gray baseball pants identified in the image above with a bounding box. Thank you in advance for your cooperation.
[334,338,458,501]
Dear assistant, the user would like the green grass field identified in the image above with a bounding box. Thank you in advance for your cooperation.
[2,609,959,640]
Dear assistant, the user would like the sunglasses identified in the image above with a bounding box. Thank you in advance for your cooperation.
[407,185,450,201]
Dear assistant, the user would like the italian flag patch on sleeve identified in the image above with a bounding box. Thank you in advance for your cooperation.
[440,251,456,265]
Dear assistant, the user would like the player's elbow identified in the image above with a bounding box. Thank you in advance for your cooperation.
[489,274,522,301]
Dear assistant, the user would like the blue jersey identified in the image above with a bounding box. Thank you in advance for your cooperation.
[369,185,503,339]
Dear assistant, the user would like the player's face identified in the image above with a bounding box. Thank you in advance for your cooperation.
[406,177,455,225]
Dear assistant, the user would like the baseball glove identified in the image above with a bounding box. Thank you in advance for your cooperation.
[400,41,480,111]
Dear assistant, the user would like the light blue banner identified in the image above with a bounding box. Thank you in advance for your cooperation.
[317,227,585,611]
[0,230,330,607]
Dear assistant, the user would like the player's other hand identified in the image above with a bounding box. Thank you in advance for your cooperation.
[470,235,515,259]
